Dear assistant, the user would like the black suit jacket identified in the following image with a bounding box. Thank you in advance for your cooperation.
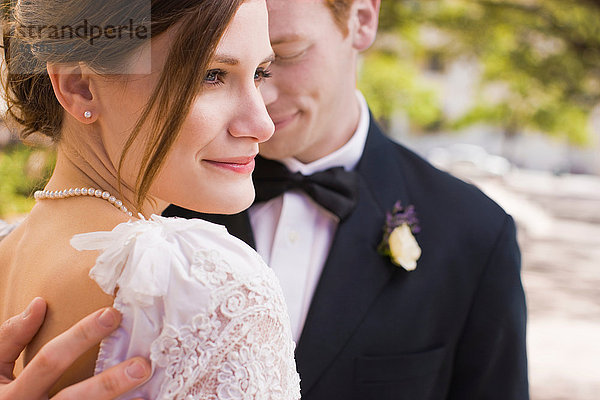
[163,117,529,399]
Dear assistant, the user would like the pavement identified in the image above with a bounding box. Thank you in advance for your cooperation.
[445,165,600,400]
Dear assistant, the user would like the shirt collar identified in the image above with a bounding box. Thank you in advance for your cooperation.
[280,91,370,175]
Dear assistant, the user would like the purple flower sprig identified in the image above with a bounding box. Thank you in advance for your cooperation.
[377,201,420,255]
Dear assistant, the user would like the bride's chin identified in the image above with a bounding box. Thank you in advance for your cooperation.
[220,200,254,215]
[170,186,255,215]
[216,180,256,214]
[213,190,255,215]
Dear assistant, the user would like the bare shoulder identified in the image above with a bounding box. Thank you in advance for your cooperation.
[0,221,29,320]
[1,201,127,394]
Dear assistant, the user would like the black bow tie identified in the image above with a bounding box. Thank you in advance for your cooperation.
[253,156,359,221]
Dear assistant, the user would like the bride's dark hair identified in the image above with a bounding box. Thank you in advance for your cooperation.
[1,0,244,210]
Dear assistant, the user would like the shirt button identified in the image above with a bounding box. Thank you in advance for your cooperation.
[288,230,299,243]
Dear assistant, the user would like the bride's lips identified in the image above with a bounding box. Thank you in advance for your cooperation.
[203,156,256,174]
[271,111,300,131]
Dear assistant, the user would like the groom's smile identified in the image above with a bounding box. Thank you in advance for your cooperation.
[258,0,363,164]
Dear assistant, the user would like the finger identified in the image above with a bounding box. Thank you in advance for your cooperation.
[14,307,122,398]
[52,357,151,400]
[0,297,47,379]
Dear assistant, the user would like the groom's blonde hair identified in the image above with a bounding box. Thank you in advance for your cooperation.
[325,0,354,36]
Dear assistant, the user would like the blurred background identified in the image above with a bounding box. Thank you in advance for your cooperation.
[357,1,600,399]
[1,0,599,398]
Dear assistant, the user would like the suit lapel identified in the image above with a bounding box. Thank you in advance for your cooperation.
[295,117,412,393]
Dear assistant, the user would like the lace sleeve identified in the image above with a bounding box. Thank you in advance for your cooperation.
[151,248,300,399]
[71,215,300,400]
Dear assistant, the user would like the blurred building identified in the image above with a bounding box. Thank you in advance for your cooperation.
[382,30,600,176]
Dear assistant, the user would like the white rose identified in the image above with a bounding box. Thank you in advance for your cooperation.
[388,223,421,271]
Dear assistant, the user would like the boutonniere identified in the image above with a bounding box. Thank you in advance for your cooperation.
[377,201,421,271]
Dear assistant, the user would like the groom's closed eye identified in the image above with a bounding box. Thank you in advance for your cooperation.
[272,41,312,64]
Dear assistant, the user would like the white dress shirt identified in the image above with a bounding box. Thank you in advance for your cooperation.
[249,92,370,340]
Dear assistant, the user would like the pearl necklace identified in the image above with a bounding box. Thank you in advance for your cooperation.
[34,187,134,217]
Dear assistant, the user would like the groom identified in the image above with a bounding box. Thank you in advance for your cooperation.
[164,0,529,399]
[1,0,528,398]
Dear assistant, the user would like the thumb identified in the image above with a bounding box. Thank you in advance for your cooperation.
[0,298,47,379]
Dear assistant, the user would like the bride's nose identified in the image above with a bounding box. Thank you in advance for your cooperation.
[228,84,274,143]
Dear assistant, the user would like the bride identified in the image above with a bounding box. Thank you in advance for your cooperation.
[0,0,300,398]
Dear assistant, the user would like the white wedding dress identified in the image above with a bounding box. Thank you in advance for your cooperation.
[1,216,300,400]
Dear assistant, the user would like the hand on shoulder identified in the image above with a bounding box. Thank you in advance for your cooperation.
[0,298,151,400]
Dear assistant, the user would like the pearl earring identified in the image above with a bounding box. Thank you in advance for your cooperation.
[84,111,92,119]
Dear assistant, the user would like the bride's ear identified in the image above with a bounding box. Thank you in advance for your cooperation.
[47,62,98,123]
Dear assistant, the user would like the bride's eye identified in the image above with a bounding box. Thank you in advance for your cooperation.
[254,67,272,85]
[204,69,226,86]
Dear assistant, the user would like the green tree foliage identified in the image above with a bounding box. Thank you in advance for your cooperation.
[0,144,54,218]
[361,0,600,145]
[359,0,445,132]
[359,51,442,131]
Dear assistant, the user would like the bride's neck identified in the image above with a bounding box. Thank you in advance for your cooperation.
[45,127,165,217]
[48,148,128,201]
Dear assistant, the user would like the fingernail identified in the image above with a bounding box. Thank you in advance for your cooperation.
[98,308,117,329]
[22,301,34,319]
[22,298,39,319]
[126,360,148,380]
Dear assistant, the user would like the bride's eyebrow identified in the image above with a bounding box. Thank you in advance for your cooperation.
[214,53,276,66]
[214,55,239,66]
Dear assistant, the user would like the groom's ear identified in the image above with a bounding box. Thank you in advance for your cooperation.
[349,0,380,52]
[47,62,98,123]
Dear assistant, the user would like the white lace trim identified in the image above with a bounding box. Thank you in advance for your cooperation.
[151,248,299,399]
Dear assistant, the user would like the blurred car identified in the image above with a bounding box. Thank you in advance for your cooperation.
[427,143,512,177]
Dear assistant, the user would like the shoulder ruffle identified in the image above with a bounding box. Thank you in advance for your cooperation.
[70,215,235,306]
[76,215,300,399]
